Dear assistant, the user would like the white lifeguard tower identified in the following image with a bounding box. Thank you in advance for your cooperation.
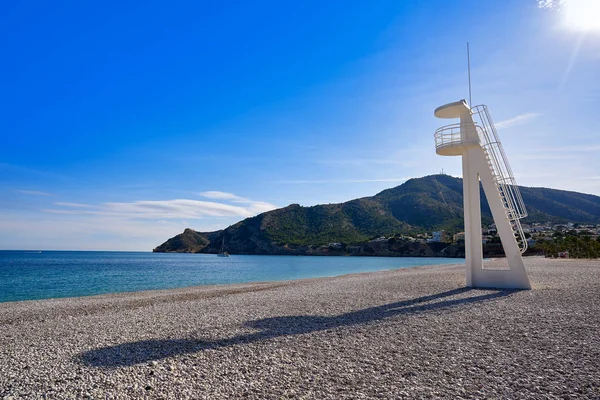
[434,100,531,289]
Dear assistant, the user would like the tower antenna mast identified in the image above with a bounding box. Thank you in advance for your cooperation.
[467,42,472,109]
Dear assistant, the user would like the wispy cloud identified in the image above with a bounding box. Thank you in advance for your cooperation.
[199,191,246,201]
[46,196,278,219]
[314,159,404,166]
[514,154,576,161]
[17,189,52,196]
[103,200,259,218]
[495,113,541,129]
[527,144,600,153]
[1,191,278,250]
[0,212,188,251]
[198,191,277,213]
[54,202,94,208]
[537,0,563,9]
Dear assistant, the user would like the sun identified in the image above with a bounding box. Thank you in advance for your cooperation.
[562,0,600,31]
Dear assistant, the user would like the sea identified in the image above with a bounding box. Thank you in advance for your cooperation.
[0,251,463,303]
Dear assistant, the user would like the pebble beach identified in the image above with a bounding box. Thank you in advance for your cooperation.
[1,257,599,399]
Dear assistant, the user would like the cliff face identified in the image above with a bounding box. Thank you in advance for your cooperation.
[153,175,600,255]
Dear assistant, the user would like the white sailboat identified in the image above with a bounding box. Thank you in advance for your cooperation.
[217,237,229,257]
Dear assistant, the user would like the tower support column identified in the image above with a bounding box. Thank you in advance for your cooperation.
[462,147,483,287]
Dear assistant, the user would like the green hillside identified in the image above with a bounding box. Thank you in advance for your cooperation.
[153,175,600,254]
[153,228,211,253]
[262,200,410,246]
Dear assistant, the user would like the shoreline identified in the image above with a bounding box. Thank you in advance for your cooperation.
[0,261,464,309]
[1,257,599,398]
[3,255,562,306]
[0,255,463,305]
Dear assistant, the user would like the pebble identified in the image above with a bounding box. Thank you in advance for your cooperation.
[0,258,599,399]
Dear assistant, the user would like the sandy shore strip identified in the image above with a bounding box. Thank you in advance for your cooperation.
[1,257,599,399]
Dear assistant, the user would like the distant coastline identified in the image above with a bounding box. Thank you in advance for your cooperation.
[153,175,600,257]
[154,239,509,259]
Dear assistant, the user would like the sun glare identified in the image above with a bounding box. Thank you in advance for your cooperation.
[563,0,600,31]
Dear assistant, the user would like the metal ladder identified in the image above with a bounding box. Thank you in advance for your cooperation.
[471,105,528,253]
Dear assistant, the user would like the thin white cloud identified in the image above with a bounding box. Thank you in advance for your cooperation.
[54,202,94,208]
[495,113,541,129]
[104,199,255,218]
[198,191,276,213]
[17,189,52,196]
[199,191,246,202]
[247,201,279,214]
[537,0,563,9]
[527,144,600,153]
[514,154,577,161]
[315,159,404,166]
[0,212,189,251]
[44,198,278,220]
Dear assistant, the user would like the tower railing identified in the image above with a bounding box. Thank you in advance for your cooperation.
[434,123,463,149]
[471,105,528,253]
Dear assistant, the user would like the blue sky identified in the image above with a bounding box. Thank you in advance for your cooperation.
[1,0,599,250]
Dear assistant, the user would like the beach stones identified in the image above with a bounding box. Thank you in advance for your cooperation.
[0,258,599,398]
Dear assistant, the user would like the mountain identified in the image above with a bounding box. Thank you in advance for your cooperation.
[152,228,212,253]
[153,175,600,255]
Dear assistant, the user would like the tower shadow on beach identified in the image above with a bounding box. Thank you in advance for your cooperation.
[78,287,516,368]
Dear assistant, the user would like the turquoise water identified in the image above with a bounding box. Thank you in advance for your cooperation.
[0,251,462,303]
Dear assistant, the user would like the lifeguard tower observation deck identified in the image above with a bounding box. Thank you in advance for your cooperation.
[434,100,531,290]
